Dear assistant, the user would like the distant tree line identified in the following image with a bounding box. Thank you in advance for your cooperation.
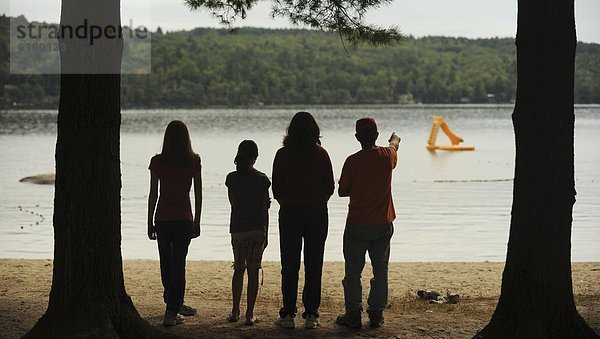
[1,15,599,108]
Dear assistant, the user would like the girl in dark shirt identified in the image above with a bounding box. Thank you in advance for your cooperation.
[147,120,202,326]
[225,140,271,326]
[272,112,334,329]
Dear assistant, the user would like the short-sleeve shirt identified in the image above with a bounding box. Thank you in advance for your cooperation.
[271,145,335,206]
[225,168,271,233]
[149,154,201,222]
[338,146,397,225]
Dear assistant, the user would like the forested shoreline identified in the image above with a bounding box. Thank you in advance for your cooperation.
[2,15,599,108]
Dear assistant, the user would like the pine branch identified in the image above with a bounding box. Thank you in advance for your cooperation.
[185,0,403,46]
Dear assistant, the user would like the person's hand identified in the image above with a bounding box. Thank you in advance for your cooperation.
[388,132,401,151]
[147,222,156,240]
[192,221,201,239]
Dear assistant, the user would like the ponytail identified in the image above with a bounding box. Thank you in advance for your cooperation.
[235,153,253,172]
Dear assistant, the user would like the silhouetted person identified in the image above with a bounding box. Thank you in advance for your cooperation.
[147,120,202,326]
[272,112,334,329]
[336,117,400,329]
[225,140,271,326]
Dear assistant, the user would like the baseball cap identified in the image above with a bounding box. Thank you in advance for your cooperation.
[356,117,378,135]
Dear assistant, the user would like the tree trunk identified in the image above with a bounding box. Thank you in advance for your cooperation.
[478,1,597,337]
[25,0,159,337]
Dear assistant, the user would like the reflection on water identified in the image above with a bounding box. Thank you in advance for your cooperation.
[1,106,599,261]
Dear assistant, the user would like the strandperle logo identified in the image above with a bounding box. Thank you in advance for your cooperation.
[10,16,152,75]
[15,19,149,46]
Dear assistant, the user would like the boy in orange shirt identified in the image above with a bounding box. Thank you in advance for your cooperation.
[336,117,400,329]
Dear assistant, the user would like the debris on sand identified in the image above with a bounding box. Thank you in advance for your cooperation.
[417,290,459,304]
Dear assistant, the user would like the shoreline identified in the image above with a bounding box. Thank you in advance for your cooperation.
[1,260,599,338]
[3,103,600,112]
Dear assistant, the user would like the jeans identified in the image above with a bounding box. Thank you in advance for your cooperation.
[156,220,193,312]
[342,222,393,313]
[278,203,328,318]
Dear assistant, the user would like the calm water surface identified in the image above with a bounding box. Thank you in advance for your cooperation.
[0,106,598,261]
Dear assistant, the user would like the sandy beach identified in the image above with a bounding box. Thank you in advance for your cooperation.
[1,260,598,338]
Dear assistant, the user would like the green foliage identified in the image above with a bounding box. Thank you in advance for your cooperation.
[2,16,600,108]
[574,42,600,104]
[118,29,597,106]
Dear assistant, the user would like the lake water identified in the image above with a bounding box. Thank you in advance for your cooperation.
[0,106,599,262]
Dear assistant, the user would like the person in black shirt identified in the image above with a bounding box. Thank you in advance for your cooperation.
[225,140,271,326]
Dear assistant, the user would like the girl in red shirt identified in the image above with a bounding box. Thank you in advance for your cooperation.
[147,120,202,326]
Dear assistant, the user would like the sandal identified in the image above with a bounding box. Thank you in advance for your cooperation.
[245,316,260,326]
[227,310,240,322]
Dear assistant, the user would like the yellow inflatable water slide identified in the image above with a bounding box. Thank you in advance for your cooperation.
[426,116,475,151]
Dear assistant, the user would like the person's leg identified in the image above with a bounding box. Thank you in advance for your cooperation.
[366,223,394,314]
[279,206,303,318]
[245,234,265,324]
[165,221,192,312]
[230,269,244,320]
[246,267,259,323]
[229,237,245,321]
[156,222,174,305]
[342,222,369,313]
[302,204,328,318]
[336,222,368,329]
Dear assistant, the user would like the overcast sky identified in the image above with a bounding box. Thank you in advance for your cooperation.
[3,0,600,42]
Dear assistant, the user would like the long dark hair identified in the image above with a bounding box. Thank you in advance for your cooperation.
[283,111,321,154]
[234,140,258,172]
[160,120,197,165]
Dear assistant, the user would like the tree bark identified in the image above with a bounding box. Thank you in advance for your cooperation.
[478,1,597,337]
[25,0,160,337]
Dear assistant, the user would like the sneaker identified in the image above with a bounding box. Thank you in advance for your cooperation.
[367,310,384,328]
[275,314,295,329]
[335,310,361,329]
[163,311,185,326]
[179,304,197,316]
[304,314,320,329]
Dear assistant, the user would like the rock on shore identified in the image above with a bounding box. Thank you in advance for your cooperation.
[19,173,55,185]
